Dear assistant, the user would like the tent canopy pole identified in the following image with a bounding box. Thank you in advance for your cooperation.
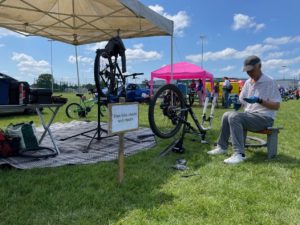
[75,45,80,92]
[171,35,174,83]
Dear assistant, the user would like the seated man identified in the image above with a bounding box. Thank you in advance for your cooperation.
[208,55,281,164]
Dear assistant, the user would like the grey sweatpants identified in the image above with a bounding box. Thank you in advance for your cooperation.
[217,111,274,154]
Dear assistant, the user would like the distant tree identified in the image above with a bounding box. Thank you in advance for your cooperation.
[36,73,53,88]
[83,83,95,90]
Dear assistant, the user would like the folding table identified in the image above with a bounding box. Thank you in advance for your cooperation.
[0,103,65,155]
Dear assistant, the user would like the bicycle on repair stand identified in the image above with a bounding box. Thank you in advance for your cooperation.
[148,84,217,155]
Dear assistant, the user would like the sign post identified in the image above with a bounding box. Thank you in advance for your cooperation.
[118,132,124,184]
[108,99,139,184]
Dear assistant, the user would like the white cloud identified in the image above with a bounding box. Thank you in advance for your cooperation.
[68,55,93,65]
[264,36,300,45]
[265,51,285,59]
[232,13,265,32]
[263,56,300,70]
[221,65,235,72]
[133,43,144,49]
[0,28,25,38]
[276,67,300,80]
[148,4,164,15]
[86,41,108,52]
[186,43,277,62]
[86,41,161,62]
[11,52,49,76]
[149,4,190,37]
[126,43,162,61]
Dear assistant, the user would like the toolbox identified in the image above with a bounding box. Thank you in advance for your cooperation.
[8,81,30,105]
[29,88,53,104]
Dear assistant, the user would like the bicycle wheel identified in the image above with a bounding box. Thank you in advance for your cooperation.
[148,84,187,139]
[66,103,85,119]
[94,50,117,97]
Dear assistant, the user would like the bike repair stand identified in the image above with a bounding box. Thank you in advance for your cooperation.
[159,121,207,157]
[160,96,216,157]
[200,96,217,129]
[83,95,111,153]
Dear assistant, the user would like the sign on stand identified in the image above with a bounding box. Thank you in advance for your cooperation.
[108,100,139,184]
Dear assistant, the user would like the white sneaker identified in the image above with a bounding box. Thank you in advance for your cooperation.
[207,146,227,155]
[224,153,246,164]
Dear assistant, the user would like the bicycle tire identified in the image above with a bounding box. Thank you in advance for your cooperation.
[94,50,117,97]
[148,84,187,139]
[66,103,84,119]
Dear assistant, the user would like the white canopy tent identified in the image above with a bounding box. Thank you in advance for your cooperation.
[0,0,173,87]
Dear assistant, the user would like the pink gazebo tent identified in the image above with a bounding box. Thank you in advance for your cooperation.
[150,61,214,95]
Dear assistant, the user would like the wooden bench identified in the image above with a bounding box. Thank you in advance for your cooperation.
[245,127,283,159]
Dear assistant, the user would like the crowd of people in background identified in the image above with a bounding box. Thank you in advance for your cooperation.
[186,76,299,109]
[278,85,299,101]
[188,77,232,109]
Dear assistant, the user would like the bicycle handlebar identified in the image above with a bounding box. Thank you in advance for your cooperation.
[124,72,144,78]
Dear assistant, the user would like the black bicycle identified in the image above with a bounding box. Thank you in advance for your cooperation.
[94,37,144,103]
[148,84,215,142]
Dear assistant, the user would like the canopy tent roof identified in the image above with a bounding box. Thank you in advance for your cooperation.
[151,61,213,81]
[0,0,173,45]
[150,61,214,94]
[0,0,173,89]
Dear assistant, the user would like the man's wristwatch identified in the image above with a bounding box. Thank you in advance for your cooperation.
[258,98,263,104]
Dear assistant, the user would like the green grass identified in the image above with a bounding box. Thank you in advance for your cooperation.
[0,95,299,225]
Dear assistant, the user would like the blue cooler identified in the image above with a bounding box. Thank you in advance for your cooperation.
[0,78,9,105]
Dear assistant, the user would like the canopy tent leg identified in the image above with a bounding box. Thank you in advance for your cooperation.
[75,45,80,92]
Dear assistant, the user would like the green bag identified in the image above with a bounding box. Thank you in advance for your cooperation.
[6,122,39,150]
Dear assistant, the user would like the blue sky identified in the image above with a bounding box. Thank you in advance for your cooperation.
[1,0,300,85]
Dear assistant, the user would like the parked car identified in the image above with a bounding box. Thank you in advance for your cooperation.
[0,105,42,116]
[0,73,43,116]
[94,83,150,103]
[123,83,150,102]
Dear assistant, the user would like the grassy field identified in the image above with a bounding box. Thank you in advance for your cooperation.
[0,93,299,225]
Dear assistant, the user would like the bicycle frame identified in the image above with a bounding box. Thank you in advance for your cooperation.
[81,95,96,110]
[95,49,144,101]
[177,100,209,142]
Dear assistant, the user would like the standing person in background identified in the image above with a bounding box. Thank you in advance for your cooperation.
[197,79,204,106]
[222,77,231,108]
[189,79,196,90]
[213,82,220,107]
[189,79,197,104]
